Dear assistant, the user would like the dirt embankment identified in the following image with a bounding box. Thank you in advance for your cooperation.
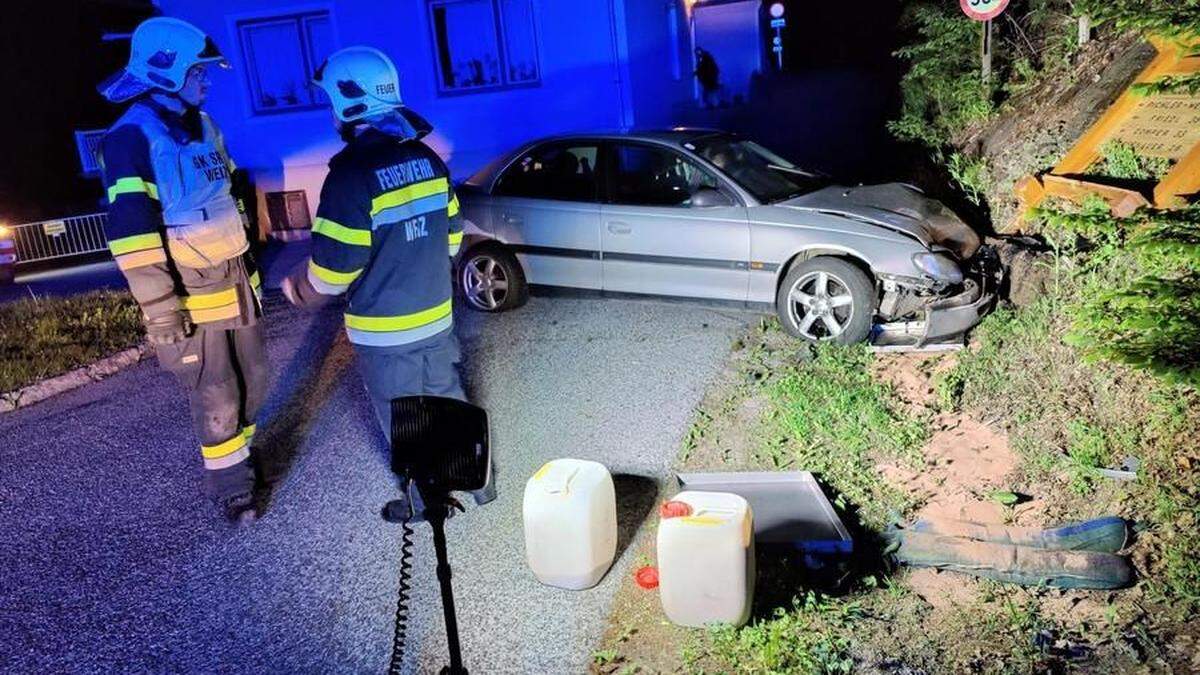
[955,34,1156,231]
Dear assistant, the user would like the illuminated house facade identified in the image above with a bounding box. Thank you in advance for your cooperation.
[158,0,717,234]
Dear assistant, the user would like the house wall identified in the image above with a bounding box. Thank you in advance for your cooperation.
[158,0,663,227]
[621,0,694,127]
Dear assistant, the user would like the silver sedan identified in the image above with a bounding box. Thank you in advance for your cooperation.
[455,130,997,345]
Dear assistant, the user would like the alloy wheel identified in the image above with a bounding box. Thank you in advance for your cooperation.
[785,270,855,340]
[462,255,510,310]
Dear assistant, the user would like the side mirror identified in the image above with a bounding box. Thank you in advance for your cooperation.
[689,187,735,208]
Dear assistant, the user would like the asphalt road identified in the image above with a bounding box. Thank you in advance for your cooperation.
[0,259,128,303]
[0,292,751,674]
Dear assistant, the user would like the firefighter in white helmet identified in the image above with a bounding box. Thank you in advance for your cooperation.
[282,46,494,513]
[98,17,268,524]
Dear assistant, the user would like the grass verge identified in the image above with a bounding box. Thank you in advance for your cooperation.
[0,290,142,393]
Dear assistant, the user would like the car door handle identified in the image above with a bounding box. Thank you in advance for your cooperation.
[607,221,632,235]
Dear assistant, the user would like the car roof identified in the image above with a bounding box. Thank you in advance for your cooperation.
[534,127,729,144]
[464,128,733,188]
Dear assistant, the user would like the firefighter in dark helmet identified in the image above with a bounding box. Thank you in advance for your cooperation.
[98,17,268,524]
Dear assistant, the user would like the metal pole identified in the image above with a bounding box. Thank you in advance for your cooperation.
[429,504,467,675]
[981,19,993,84]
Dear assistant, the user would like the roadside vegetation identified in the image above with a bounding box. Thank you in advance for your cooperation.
[0,290,142,393]
[595,3,1198,673]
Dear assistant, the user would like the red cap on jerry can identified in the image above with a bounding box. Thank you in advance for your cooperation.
[634,565,659,589]
[659,501,693,519]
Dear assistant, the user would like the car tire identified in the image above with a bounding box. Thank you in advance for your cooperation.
[775,257,875,344]
[458,244,528,312]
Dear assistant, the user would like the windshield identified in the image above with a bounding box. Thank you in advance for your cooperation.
[688,136,830,203]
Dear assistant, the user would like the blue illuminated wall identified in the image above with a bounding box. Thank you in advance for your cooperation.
[157,0,697,225]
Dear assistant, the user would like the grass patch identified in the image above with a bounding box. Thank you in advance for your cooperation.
[0,290,142,393]
[1092,140,1174,181]
[758,343,929,530]
[697,593,861,675]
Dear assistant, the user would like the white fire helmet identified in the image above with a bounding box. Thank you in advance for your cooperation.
[312,46,407,123]
[99,17,228,103]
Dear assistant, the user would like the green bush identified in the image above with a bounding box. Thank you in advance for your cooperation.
[0,290,143,393]
[890,3,995,151]
[1032,203,1200,385]
[1074,0,1200,40]
[947,152,990,205]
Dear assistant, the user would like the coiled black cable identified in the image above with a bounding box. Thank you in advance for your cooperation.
[388,520,415,675]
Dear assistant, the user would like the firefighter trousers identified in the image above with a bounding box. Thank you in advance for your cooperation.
[354,328,466,442]
[354,329,495,507]
[155,323,269,500]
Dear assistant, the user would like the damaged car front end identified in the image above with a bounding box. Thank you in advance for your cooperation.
[767,181,1002,347]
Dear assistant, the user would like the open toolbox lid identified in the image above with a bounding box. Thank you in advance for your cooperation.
[676,471,852,556]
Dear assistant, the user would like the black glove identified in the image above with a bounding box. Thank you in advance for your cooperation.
[144,311,192,345]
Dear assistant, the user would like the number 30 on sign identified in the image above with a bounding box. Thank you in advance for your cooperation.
[960,0,1009,21]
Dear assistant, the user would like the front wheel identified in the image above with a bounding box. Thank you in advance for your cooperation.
[775,257,875,344]
[458,245,528,312]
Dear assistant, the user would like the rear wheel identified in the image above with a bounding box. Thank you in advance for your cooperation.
[775,257,875,344]
[459,245,528,312]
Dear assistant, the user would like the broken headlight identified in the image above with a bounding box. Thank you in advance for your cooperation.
[911,251,963,285]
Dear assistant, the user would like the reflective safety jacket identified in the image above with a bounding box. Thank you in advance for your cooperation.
[101,99,260,328]
[305,128,462,349]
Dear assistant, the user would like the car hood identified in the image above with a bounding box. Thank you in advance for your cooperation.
[775,184,980,258]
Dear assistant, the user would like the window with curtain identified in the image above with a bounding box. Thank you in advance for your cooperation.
[429,0,540,94]
[239,12,335,115]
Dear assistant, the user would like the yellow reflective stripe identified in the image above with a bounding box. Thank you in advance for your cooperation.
[249,271,262,289]
[108,232,163,256]
[201,433,247,460]
[344,299,453,332]
[309,260,362,285]
[313,217,371,247]
[107,177,159,202]
[448,194,461,217]
[180,287,239,311]
[115,248,167,271]
[370,178,449,217]
[188,305,241,323]
[448,231,463,246]
[242,424,257,439]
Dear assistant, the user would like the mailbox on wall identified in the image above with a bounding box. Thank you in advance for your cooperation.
[265,190,312,241]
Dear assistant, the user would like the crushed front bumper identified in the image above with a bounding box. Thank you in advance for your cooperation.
[873,246,1002,347]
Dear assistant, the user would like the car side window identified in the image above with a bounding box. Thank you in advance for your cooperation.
[609,144,721,207]
[494,144,600,202]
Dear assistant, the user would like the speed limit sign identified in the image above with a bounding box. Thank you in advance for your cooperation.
[960,0,1009,21]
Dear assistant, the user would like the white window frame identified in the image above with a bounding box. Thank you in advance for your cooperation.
[237,11,333,116]
[426,0,542,96]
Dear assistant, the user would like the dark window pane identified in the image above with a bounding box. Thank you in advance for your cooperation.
[242,19,311,111]
[496,144,599,202]
[432,0,502,90]
[499,0,538,84]
[304,15,335,104]
[610,145,719,207]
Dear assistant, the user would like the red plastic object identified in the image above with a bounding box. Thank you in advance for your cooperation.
[635,565,659,589]
[659,501,693,519]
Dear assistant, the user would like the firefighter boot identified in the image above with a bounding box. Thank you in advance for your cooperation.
[221,492,257,525]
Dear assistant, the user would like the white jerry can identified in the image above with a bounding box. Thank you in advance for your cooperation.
[523,458,617,590]
[657,490,755,627]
